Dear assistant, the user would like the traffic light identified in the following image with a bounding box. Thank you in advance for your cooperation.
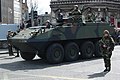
[33,11,38,19]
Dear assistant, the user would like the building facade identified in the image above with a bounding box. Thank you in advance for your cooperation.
[0,0,28,24]
[14,0,29,24]
[50,0,120,25]
[22,0,29,21]
[14,0,22,24]
[0,0,14,24]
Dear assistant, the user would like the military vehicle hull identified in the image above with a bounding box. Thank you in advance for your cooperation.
[11,22,116,63]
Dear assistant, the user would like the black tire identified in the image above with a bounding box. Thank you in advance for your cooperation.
[2,42,8,49]
[65,42,79,61]
[21,52,36,61]
[81,41,95,59]
[94,41,102,57]
[46,43,64,64]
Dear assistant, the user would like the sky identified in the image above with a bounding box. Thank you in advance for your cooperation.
[27,0,51,14]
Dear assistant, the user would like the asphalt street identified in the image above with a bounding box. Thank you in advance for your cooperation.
[0,46,120,80]
[0,49,8,54]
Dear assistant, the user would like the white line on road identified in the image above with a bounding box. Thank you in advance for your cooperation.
[9,72,92,80]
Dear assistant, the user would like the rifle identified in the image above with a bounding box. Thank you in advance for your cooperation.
[99,39,110,52]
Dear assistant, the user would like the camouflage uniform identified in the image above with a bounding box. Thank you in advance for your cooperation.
[70,5,82,25]
[99,30,115,72]
[71,8,81,16]
[7,31,14,56]
[7,31,20,57]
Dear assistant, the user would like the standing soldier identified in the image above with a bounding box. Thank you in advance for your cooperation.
[99,30,115,72]
[12,32,19,57]
[7,30,14,56]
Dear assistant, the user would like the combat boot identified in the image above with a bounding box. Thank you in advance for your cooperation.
[104,67,108,72]
[107,67,111,72]
[104,67,110,72]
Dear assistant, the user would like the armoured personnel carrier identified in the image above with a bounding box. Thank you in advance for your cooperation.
[11,14,115,64]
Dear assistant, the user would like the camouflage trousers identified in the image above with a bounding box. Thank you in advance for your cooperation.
[102,52,112,68]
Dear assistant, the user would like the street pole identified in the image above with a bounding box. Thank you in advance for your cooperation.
[7,8,9,24]
[30,0,34,27]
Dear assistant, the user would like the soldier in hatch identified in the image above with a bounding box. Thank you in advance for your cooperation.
[70,5,81,16]
[57,9,63,23]
[99,30,115,72]
[69,5,82,25]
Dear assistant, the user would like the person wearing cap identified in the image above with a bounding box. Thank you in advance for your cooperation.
[99,30,115,72]
[57,9,63,23]
[46,20,52,29]
[71,5,81,16]
[11,31,20,57]
[7,30,14,56]
[42,20,52,32]
[69,5,82,25]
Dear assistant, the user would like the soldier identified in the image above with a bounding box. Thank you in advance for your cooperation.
[70,5,81,16]
[99,30,115,72]
[12,32,20,57]
[7,30,14,56]
[7,31,20,57]
[57,9,63,23]
[69,5,82,25]
[46,20,52,29]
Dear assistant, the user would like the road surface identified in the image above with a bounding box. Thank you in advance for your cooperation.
[0,46,120,80]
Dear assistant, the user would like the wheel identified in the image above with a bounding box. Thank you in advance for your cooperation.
[94,41,102,57]
[46,43,64,64]
[65,42,79,61]
[2,42,8,48]
[81,41,95,59]
[20,52,36,61]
